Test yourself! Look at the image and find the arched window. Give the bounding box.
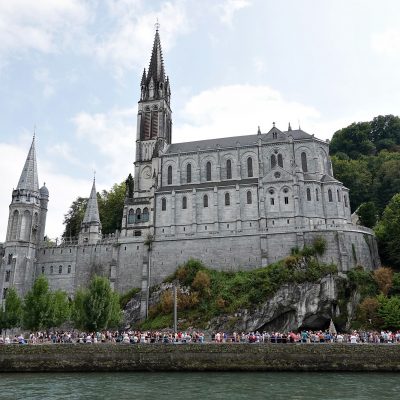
[344,195,348,208]
[68,265,71,274]
[182,196,187,209]
[128,209,135,224]
[186,163,192,183]
[206,161,212,181]
[337,189,341,202]
[301,152,308,172]
[136,208,141,222]
[247,157,253,177]
[278,154,283,168]
[10,210,19,240]
[225,193,230,206]
[50,266,54,274]
[247,191,252,204]
[306,188,311,201]
[226,159,232,179]
[143,207,149,222]
[41,266,45,274]
[161,198,166,211]
[203,195,208,208]
[59,265,62,274]
[167,165,172,185]
[271,154,276,169]
[328,189,333,202]
[316,189,319,201]
[20,210,32,241]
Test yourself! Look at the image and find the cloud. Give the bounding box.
[72,107,137,181]
[34,68,55,98]
[174,84,322,141]
[371,28,400,57]
[218,0,251,26]
[0,1,89,57]
[94,0,191,78]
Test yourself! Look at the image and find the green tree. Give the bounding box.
[73,276,122,331]
[370,115,400,151]
[23,275,53,331]
[375,194,400,269]
[97,181,126,234]
[356,202,377,228]
[377,294,400,330]
[3,287,23,331]
[48,290,70,328]
[62,197,88,239]
[71,289,86,330]
[331,156,373,211]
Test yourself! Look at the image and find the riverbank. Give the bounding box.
[1,343,400,372]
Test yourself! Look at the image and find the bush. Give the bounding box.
[192,270,211,294]
[312,236,327,256]
[373,267,393,295]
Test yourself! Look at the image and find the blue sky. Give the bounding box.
[1,0,400,240]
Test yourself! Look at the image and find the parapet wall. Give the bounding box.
[0,344,399,372]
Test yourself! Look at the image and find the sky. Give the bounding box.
[1,0,400,241]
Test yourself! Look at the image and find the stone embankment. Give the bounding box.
[1,344,400,372]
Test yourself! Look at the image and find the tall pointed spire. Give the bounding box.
[82,178,100,224]
[147,25,165,84]
[17,136,39,193]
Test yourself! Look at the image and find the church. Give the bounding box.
[0,29,380,316]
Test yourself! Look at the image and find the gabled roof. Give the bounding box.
[17,136,39,193]
[82,179,101,225]
[164,128,315,154]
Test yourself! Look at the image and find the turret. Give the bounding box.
[79,178,102,245]
[38,183,49,244]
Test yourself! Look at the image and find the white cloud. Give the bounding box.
[72,107,137,181]
[0,0,89,57]
[218,0,251,26]
[371,28,400,57]
[34,68,55,98]
[94,0,191,77]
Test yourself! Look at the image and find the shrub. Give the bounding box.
[373,267,393,295]
[312,236,327,256]
[358,297,381,328]
[192,270,211,293]
[160,290,174,314]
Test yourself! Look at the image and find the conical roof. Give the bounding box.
[147,29,165,84]
[82,179,101,224]
[17,136,39,193]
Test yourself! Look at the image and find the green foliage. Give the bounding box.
[347,266,378,298]
[391,273,400,295]
[312,236,327,256]
[356,202,377,228]
[2,288,23,330]
[73,276,122,331]
[377,294,400,330]
[48,290,70,328]
[119,287,141,309]
[375,194,400,269]
[146,257,339,328]
[63,181,126,238]
[23,275,52,330]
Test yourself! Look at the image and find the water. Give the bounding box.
[0,372,398,400]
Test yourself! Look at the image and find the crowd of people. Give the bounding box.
[1,329,400,345]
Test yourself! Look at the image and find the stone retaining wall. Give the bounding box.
[0,344,399,372]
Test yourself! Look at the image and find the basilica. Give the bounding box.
[0,29,380,316]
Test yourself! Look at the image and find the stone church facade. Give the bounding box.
[0,30,380,314]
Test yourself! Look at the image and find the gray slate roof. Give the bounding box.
[17,137,39,193]
[82,179,101,224]
[164,129,314,154]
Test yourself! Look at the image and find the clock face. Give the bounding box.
[142,167,151,179]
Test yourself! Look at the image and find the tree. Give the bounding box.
[23,275,53,331]
[2,287,23,331]
[73,276,122,331]
[97,181,126,234]
[375,194,400,269]
[48,290,70,328]
[377,294,400,330]
[373,267,393,295]
[370,115,400,151]
[71,289,86,330]
[358,297,381,329]
[62,197,88,239]
[356,202,377,228]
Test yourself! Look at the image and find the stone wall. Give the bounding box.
[0,344,399,372]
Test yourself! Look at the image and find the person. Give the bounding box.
[350,333,358,344]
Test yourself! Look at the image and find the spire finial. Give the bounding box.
[155,18,160,32]
[273,122,275,128]
[93,170,96,182]
[257,126,261,135]
[288,122,292,131]
[33,124,36,140]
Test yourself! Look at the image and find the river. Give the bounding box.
[0,372,398,399]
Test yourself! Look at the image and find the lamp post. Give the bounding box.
[173,285,177,333]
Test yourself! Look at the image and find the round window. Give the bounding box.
[274,172,281,179]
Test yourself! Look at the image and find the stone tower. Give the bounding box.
[0,136,48,301]
[121,27,172,238]
[79,178,102,245]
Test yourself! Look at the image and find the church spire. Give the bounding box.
[82,178,100,225]
[17,135,39,193]
[147,26,165,85]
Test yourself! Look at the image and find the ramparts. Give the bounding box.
[0,343,399,372]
